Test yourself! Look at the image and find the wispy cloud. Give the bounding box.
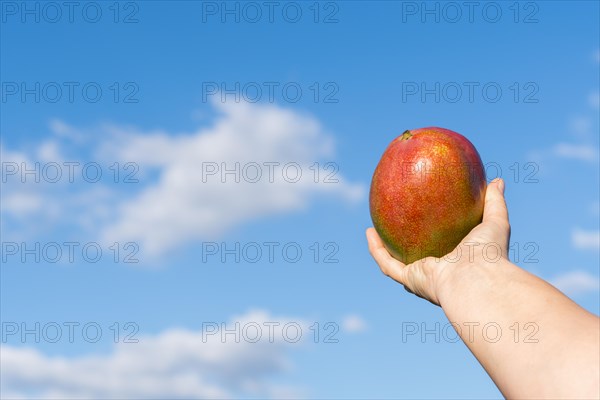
[1,100,365,260]
[342,315,368,333]
[0,310,309,399]
[553,143,598,162]
[572,228,600,250]
[550,271,600,296]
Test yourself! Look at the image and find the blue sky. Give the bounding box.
[1,1,599,398]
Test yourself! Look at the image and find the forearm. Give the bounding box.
[438,258,600,399]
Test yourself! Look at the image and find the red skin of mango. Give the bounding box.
[369,127,487,264]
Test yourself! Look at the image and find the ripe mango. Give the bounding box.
[369,127,486,264]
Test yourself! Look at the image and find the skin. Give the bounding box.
[367,178,600,399]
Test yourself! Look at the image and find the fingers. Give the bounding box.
[366,228,407,285]
[482,178,510,229]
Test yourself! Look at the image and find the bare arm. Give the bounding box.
[367,178,600,399]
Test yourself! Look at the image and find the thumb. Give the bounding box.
[482,178,510,229]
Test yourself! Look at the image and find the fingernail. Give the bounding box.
[497,178,505,194]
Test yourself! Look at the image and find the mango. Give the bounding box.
[369,127,487,264]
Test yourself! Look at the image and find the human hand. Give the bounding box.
[366,178,510,306]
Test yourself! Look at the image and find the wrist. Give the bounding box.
[435,254,512,310]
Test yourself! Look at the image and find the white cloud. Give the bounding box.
[572,228,600,250]
[97,101,363,258]
[0,310,310,399]
[1,100,364,259]
[550,271,600,296]
[341,315,367,333]
[553,143,598,162]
